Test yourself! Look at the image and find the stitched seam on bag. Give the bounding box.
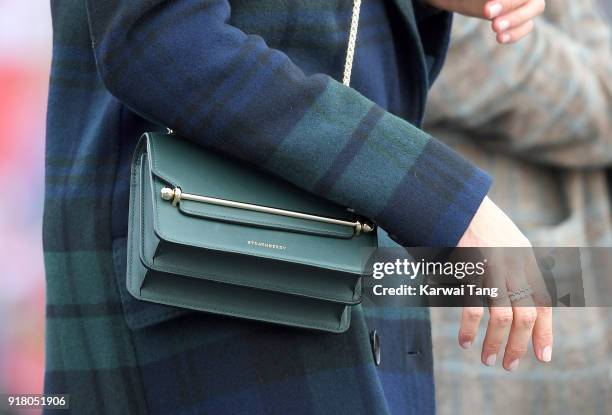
[148,134,367,275]
[127,146,144,300]
[129,139,350,331]
[180,205,352,238]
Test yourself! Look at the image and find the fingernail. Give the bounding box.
[498,20,510,31]
[542,346,552,362]
[500,33,511,43]
[485,354,497,366]
[460,341,472,350]
[488,3,503,18]
[507,359,520,371]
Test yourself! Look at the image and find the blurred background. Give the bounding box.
[0,2,51,414]
[0,1,610,415]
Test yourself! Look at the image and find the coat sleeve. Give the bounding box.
[425,3,612,168]
[85,0,491,247]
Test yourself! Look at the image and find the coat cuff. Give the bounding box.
[375,138,492,247]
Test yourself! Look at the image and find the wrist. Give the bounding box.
[458,197,531,248]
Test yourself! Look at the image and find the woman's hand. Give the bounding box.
[425,0,546,44]
[457,197,553,370]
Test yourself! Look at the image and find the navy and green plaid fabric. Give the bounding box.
[44,0,490,413]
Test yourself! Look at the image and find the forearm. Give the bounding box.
[86,0,491,246]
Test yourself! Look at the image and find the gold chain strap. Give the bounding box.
[342,0,362,87]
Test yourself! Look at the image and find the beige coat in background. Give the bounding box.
[425,0,612,413]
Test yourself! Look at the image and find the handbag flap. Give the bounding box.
[144,133,376,274]
[147,133,356,238]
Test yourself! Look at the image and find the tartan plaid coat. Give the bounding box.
[44,0,491,414]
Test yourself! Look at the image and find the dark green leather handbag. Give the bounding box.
[125,0,375,333]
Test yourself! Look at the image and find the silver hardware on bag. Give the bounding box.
[161,1,370,236]
[160,186,374,236]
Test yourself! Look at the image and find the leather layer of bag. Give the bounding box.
[126,132,377,333]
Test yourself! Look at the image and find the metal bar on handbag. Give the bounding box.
[161,1,370,236]
[160,187,374,236]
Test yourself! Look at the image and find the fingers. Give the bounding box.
[484,0,529,19]
[524,252,554,362]
[481,251,544,371]
[532,305,553,362]
[492,0,545,30]
[481,249,553,371]
[459,307,484,349]
[456,246,554,371]
[480,251,511,366]
[484,0,545,44]
[502,305,537,371]
[496,18,536,44]
[499,252,536,371]
[481,306,513,367]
